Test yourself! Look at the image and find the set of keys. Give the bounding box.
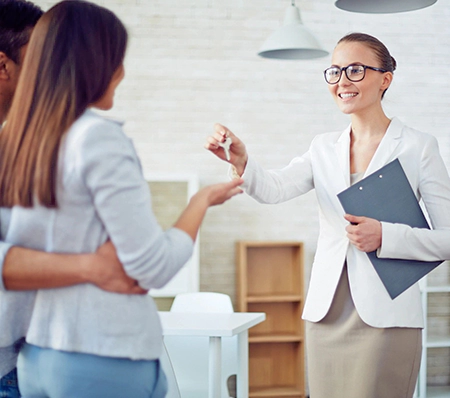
[218,136,232,161]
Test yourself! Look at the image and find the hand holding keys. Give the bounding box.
[218,136,232,161]
[206,124,248,176]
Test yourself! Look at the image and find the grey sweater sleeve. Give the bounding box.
[0,241,13,291]
[72,119,194,290]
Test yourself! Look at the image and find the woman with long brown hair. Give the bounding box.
[0,1,242,397]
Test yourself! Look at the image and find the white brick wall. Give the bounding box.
[33,0,450,387]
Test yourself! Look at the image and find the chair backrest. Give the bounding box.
[164,292,237,398]
[170,292,234,313]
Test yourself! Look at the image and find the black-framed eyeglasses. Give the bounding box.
[323,64,388,85]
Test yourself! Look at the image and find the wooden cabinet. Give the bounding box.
[236,241,305,398]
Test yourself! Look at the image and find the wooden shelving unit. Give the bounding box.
[236,241,305,398]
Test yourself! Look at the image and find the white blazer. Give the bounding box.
[241,117,450,328]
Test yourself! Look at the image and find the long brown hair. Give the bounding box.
[0,0,128,208]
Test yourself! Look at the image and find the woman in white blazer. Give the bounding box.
[206,33,450,398]
[0,2,243,397]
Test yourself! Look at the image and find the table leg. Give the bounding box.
[209,336,222,398]
[237,330,249,398]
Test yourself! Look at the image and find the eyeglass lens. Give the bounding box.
[325,65,365,84]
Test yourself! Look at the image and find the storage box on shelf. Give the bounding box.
[236,241,305,398]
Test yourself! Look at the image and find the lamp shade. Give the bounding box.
[335,0,437,13]
[258,4,328,60]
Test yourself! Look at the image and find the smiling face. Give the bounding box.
[328,41,393,117]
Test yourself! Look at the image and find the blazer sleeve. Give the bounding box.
[241,150,314,204]
[74,120,194,290]
[378,135,450,261]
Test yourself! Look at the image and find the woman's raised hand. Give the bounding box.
[173,179,244,241]
[199,178,244,207]
[205,123,248,176]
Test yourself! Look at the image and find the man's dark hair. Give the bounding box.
[0,0,43,63]
[0,0,128,208]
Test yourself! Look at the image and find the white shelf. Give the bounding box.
[418,263,450,398]
[427,386,450,398]
[426,336,450,348]
[425,286,450,293]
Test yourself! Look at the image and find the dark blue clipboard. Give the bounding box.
[337,158,442,299]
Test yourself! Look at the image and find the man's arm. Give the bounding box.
[2,241,146,294]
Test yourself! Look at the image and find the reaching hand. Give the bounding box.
[173,178,244,241]
[204,123,248,176]
[199,178,244,207]
[344,214,382,252]
[92,241,148,295]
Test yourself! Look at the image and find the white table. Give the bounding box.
[159,311,265,398]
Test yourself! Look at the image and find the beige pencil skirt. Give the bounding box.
[305,266,422,398]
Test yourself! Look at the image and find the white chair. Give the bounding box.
[164,292,238,398]
[170,292,234,313]
[160,342,182,398]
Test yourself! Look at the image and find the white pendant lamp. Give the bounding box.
[258,1,328,60]
[335,0,437,13]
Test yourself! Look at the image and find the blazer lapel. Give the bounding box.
[363,117,403,177]
[334,124,352,187]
